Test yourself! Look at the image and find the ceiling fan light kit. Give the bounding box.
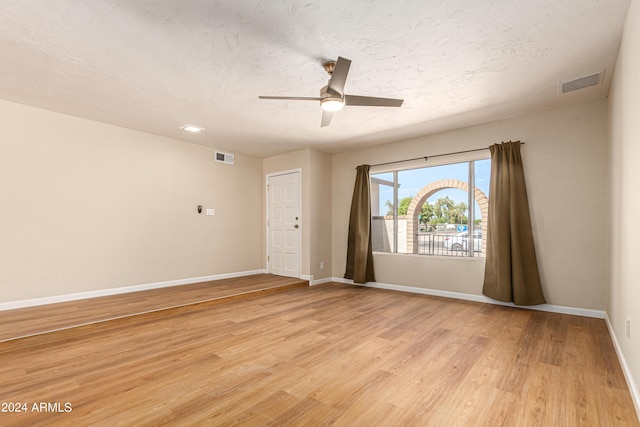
[259,56,403,127]
[320,97,344,111]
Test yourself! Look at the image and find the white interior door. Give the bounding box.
[267,171,301,278]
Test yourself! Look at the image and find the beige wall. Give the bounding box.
[608,0,640,406]
[262,148,332,281]
[332,99,608,310]
[0,100,263,303]
[308,149,333,280]
[0,96,612,312]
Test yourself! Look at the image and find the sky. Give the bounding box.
[372,158,491,218]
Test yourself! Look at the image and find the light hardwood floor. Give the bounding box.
[0,274,306,342]
[0,282,638,426]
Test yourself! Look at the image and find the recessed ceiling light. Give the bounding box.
[180,124,204,133]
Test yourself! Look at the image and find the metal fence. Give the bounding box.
[415,233,482,257]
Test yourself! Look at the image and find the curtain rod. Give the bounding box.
[369,142,524,168]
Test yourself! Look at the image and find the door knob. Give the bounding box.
[294,224,299,228]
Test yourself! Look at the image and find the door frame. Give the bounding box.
[265,168,302,278]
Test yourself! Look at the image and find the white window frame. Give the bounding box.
[370,151,490,258]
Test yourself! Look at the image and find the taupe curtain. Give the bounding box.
[482,142,546,305]
[345,164,375,284]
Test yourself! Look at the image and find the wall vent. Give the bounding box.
[215,151,235,165]
[560,72,602,94]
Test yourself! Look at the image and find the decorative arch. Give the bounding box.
[406,179,489,254]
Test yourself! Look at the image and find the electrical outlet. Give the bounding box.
[206,209,215,216]
[320,261,324,269]
[626,319,631,338]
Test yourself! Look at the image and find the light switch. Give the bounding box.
[206,209,215,216]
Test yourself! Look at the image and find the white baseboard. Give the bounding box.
[605,314,640,420]
[0,269,267,312]
[300,274,314,282]
[301,274,335,286]
[311,277,333,286]
[331,277,605,319]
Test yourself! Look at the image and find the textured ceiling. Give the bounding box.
[0,0,631,157]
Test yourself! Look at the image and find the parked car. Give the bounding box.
[444,230,482,252]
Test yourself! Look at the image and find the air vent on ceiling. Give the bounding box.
[215,151,235,165]
[560,72,602,94]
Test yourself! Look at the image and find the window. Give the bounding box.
[370,155,491,257]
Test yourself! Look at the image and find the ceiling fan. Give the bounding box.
[259,56,404,127]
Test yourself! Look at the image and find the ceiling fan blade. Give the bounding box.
[321,110,334,127]
[327,57,351,96]
[259,96,322,101]
[344,95,404,107]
